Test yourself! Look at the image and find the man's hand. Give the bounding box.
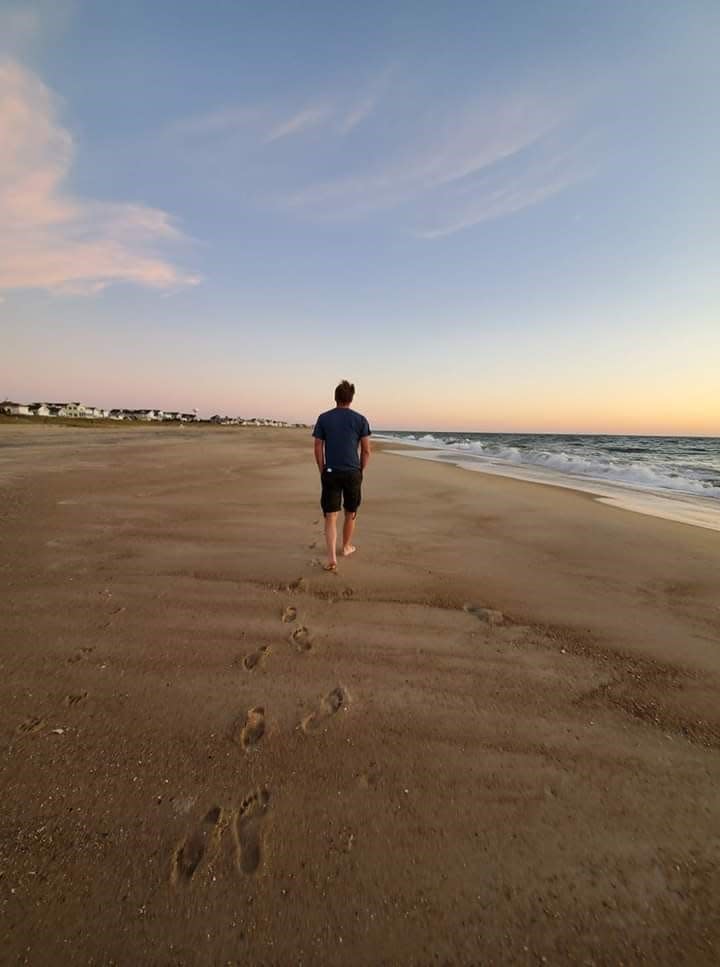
[360,435,371,472]
[314,437,325,473]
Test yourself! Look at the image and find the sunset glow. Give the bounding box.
[1,3,718,436]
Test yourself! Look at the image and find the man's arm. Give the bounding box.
[314,437,325,473]
[360,435,371,472]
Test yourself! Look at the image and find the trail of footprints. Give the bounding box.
[15,691,88,737]
[173,591,346,890]
[239,601,311,670]
[171,592,516,891]
[18,596,124,735]
[282,602,313,652]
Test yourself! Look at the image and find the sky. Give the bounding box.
[1,0,719,433]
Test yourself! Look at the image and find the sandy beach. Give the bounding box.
[1,423,719,966]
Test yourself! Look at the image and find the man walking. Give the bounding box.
[313,380,371,571]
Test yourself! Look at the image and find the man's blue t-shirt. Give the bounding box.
[312,407,371,471]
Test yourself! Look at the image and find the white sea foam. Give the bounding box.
[459,443,720,497]
[375,431,720,532]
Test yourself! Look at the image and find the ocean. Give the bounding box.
[375,432,720,532]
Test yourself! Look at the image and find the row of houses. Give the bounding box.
[208,415,299,427]
[1,401,198,421]
[1,402,303,427]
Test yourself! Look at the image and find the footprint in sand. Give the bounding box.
[232,706,266,751]
[242,646,269,671]
[302,686,347,734]
[463,603,506,626]
[233,788,270,875]
[16,715,45,735]
[170,806,223,887]
[290,626,312,652]
[64,692,87,707]
[281,605,297,624]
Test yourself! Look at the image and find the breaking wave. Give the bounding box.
[376,432,720,500]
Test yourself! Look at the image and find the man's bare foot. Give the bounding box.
[341,545,356,557]
[323,562,337,572]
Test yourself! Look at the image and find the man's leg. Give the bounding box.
[324,512,339,569]
[342,511,356,557]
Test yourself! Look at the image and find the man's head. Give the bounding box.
[334,380,355,406]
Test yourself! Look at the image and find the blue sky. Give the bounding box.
[1,0,719,432]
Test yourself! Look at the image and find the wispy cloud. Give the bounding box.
[336,96,375,134]
[265,105,331,143]
[168,70,389,145]
[418,143,596,238]
[336,68,392,135]
[336,88,383,135]
[285,93,574,217]
[0,60,199,295]
[162,74,591,238]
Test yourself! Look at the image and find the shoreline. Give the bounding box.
[380,441,720,533]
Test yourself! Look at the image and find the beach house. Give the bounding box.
[1,401,31,416]
[59,402,87,418]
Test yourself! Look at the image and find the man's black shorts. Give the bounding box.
[321,468,362,515]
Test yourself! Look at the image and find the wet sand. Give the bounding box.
[1,424,719,965]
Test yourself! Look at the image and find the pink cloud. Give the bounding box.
[0,60,200,295]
